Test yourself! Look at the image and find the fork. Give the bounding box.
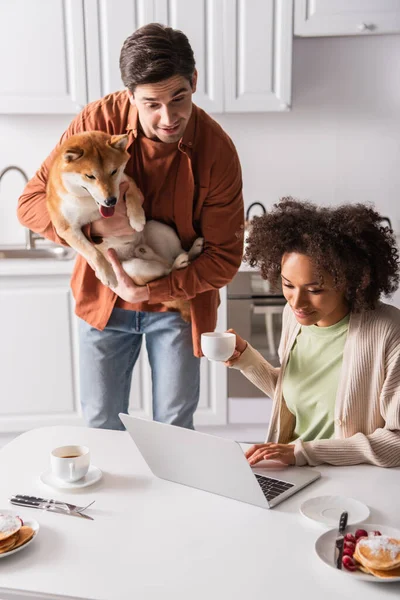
[12,494,95,514]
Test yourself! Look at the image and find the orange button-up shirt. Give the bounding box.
[17,91,244,356]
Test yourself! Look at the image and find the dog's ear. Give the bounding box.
[64,147,84,162]
[109,134,129,151]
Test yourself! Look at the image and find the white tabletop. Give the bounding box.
[0,426,399,600]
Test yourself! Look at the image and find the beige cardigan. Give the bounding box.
[232,302,400,467]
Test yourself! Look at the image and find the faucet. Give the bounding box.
[0,165,41,249]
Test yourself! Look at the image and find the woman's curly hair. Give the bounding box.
[245,198,400,312]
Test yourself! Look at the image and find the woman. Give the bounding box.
[228,198,400,468]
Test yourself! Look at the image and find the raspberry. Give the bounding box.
[344,541,356,553]
[355,529,368,539]
[344,533,356,544]
[342,555,357,571]
[343,547,355,557]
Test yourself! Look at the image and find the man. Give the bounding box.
[18,23,244,431]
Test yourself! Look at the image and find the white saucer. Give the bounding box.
[40,465,103,490]
[315,523,400,582]
[300,495,370,526]
[0,510,39,559]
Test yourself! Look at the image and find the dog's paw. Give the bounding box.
[129,212,146,233]
[172,253,190,270]
[94,262,117,288]
[189,237,204,259]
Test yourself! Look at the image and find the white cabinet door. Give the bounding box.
[0,0,87,114]
[160,0,224,113]
[84,0,224,113]
[223,0,293,112]
[295,0,400,37]
[128,287,228,425]
[0,274,83,432]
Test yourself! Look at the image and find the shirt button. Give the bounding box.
[188,142,192,146]
[335,418,342,426]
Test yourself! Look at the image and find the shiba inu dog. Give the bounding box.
[46,131,203,321]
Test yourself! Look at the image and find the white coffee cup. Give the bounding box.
[201,332,236,361]
[50,445,90,483]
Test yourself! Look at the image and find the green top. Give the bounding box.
[282,314,350,442]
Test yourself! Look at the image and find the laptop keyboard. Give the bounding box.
[254,474,294,502]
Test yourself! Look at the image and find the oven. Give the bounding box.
[227,271,286,399]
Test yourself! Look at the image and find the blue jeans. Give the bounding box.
[78,308,200,430]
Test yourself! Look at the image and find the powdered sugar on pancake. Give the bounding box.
[0,514,21,540]
[358,535,400,560]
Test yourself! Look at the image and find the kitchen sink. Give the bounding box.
[0,246,76,260]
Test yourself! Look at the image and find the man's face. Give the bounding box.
[128,72,197,144]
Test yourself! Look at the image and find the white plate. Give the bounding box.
[0,510,39,559]
[300,495,370,526]
[40,464,103,490]
[315,523,400,582]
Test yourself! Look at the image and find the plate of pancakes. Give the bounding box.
[315,523,400,582]
[0,510,39,558]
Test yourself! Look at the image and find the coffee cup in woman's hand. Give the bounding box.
[201,332,236,361]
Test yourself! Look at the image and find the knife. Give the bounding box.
[12,494,92,513]
[334,510,348,569]
[9,497,94,520]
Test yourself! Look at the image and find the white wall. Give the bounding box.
[216,36,400,225]
[1,35,400,301]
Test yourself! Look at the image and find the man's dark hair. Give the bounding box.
[120,23,196,92]
[245,197,400,312]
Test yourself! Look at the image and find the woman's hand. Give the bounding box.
[245,443,295,466]
[107,249,149,303]
[91,182,144,238]
[225,328,248,366]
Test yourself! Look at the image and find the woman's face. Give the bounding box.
[281,253,349,327]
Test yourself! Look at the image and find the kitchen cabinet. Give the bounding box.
[85,0,292,113]
[0,270,82,432]
[85,0,292,112]
[0,0,293,114]
[295,0,400,37]
[0,264,228,432]
[84,0,225,113]
[223,0,293,112]
[0,0,87,114]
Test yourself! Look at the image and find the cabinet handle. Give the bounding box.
[357,23,374,32]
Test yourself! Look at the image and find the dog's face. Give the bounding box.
[60,132,130,218]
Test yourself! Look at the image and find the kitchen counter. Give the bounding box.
[238,261,258,272]
[0,254,254,276]
[0,257,75,277]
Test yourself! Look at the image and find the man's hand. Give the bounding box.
[245,443,296,466]
[107,249,150,303]
[91,181,144,238]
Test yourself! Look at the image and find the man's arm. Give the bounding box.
[147,147,244,303]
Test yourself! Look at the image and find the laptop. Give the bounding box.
[119,414,321,509]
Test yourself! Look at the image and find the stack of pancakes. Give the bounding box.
[354,535,400,578]
[0,513,35,555]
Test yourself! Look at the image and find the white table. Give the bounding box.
[0,426,399,600]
